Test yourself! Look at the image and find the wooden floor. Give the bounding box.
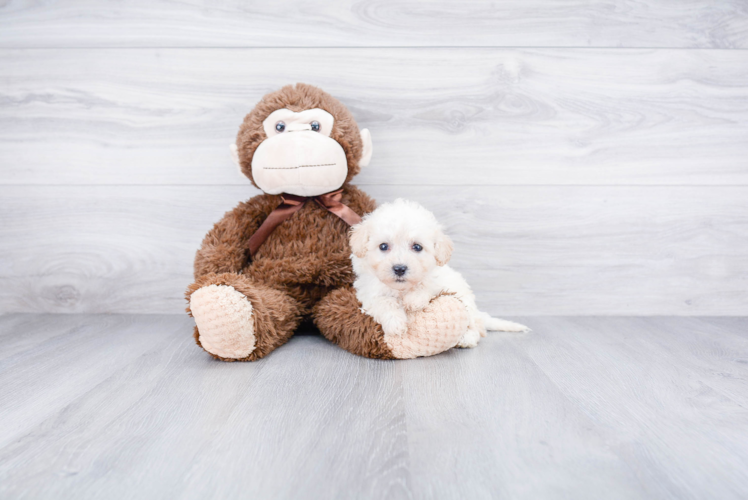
[0,315,747,499]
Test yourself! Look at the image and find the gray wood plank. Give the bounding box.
[694,317,748,339]
[2,185,746,315]
[2,48,748,187]
[400,340,646,499]
[178,335,409,500]
[0,314,410,500]
[625,317,748,407]
[1,1,747,49]
[2,315,747,499]
[0,313,93,362]
[521,316,748,500]
[0,314,185,449]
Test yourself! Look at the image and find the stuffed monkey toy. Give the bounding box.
[186,84,469,361]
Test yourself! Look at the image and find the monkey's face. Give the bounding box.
[236,84,373,195]
[251,108,363,197]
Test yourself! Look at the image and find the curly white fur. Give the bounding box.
[350,199,528,348]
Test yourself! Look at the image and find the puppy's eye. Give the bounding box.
[310,121,320,132]
[275,121,286,133]
[379,243,389,251]
[412,243,423,252]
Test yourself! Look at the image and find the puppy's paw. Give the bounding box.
[402,292,431,312]
[456,328,481,349]
[381,317,408,337]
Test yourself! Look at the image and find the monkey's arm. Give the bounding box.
[314,288,469,360]
[194,194,277,279]
[313,184,377,286]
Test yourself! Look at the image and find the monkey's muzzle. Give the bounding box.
[251,131,348,197]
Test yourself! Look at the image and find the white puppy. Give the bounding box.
[350,199,528,348]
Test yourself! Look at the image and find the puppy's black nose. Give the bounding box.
[393,264,408,277]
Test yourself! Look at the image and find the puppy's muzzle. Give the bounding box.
[392,265,408,277]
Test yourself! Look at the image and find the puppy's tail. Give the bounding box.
[480,312,531,333]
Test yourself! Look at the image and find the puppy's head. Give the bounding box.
[349,199,453,291]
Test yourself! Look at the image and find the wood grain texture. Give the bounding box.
[523,316,748,499]
[1,185,746,315]
[1,314,747,499]
[2,48,748,187]
[0,314,185,449]
[618,317,748,407]
[0,314,409,499]
[400,339,646,499]
[1,1,747,49]
[2,4,747,316]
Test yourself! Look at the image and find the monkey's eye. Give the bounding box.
[275,121,286,133]
[310,121,320,132]
[412,243,423,252]
[379,243,389,251]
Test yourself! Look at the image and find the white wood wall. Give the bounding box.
[1,1,747,315]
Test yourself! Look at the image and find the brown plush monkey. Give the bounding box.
[186,84,469,361]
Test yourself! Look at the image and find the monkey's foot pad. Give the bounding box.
[385,295,469,359]
[190,284,255,359]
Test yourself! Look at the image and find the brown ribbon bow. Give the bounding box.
[247,188,362,258]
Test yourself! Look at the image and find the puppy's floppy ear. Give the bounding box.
[349,221,370,258]
[434,231,454,266]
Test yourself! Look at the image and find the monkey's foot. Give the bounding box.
[189,284,255,359]
[385,295,469,359]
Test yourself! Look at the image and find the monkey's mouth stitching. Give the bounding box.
[264,163,336,170]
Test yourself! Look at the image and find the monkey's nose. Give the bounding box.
[393,265,408,277]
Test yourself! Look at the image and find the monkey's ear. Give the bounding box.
[349,222,370,258]
[434,232,454,266]
[229,143,244,177]
[359,129,373,168]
